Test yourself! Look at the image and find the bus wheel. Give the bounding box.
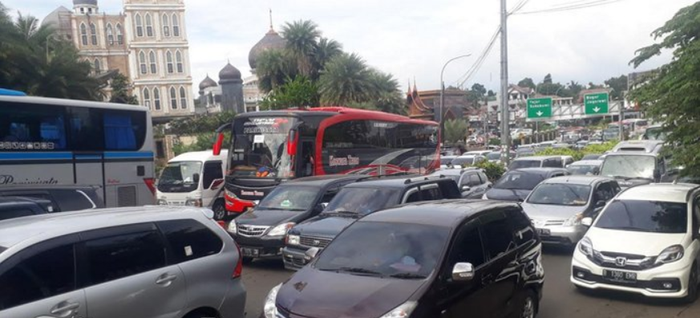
[212,199,226,220]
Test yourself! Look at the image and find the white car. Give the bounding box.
[571,183,700,302]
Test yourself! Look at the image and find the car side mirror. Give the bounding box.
[192,173,200,184]
[304,247,320,261]
[452,262,474,282]
[581,217,593,227]
[461,185,471,192]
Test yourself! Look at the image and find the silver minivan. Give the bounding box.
[0,206,246,318]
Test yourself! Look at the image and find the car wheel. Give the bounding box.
[521,290,537,318]
[682,262,698,304]
[212,199,226,221]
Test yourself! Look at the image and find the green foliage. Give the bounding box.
[318,53,374,105]
[628,2,700,177]
[167,111,237,136]
[256,49,297,93]
[489,138,501,146]
[443,119,468,144]
[172,132,231,156]
[475,161,506,182]
[517,77,536,89]
[0,8,102,100]
[261,75,319,110]
[109,73,139,104]
[535,147,583,161]
[604,75,628,100]
[581,141,617,155]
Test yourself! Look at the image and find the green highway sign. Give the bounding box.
[527,97,552,119]
[584,92,609,115]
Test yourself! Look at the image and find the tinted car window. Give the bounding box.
[83,231,166,286]
[478,172,489,183]
[542,158,562,168]
[494,171,544,190]
[468,174,482,186]
[505,208,535,247]
[0,208,37,221]
[315,221,450,278]
[420,185,443,201]
[593,182,615,202]
[157,219,223,263]
[405,189,421,203]
[480,212,515,259]
[0,243,75,310]
[509,160,541,170]
[54,190,95,211]
[595,200,687,234]
[324,187,401,215]
[448,222,485,268]
[202,161,223,189]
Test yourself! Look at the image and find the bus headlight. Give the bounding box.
[157,199,168,205]
[186,199,202,207]
[225,189,237,199]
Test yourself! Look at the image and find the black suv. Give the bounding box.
[227,175,368,262]
[266,200,544,318]
[282,175,461,270]
[0,197,54,221]
[0,186,104,212]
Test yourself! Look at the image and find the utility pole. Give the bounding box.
[500,0,511,165]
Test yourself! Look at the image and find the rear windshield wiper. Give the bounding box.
[389,272,427,279]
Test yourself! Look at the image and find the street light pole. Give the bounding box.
[500,0,510,165]
[440,54,472,144]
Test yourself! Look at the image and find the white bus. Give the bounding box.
[0,92,155,207]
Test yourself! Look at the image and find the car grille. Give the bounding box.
[589,251,655,270]
[300,236,332,248]
[284,254,307,267]
[530,219,566,227]
[237,225,269,237]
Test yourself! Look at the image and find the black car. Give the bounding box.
[264,200,544,318]
[483,168,569,201]
[0,185,104,211]
[430,168,492,199]
[0,196,54,221]
[282,176,462,270]
[228,175,368,262]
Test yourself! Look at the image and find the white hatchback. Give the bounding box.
[571,183,700,302]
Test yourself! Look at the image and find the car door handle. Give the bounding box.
[49,302,80,315]
[155,274,178,285]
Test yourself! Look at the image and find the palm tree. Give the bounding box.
[318,53,374,105]
[313,37,342,79]
[368,70,405,114]
[255,49,296,93]
[281,20,320,77]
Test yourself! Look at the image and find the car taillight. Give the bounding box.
[233,241,243,279]
[143,178,156,196]
[216,220,226,228]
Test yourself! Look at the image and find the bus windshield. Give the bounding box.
[229,117,297,178]
[600,155,656,180]
[158,161,202,193]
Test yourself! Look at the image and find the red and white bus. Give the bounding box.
[212,107,440,215]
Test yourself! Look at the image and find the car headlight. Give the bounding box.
[379,301,417,318]
[579,237,593,256]
[228,221,237,235]
[185,199,202,207]
[157,199,168,205]
[225,188,237,199]
[263,284,282,318]
[267,222,295,237]
[563,213,583,227]
[287,234,300,245]
[655,245,684,265]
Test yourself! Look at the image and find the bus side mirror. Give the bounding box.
[192,173,200,184]
[653,169,661,181]
[287,129,298,156]
[213,132,225,156]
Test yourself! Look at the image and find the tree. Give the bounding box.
[629,2,700,177]
[281,20,321,77]
[443,119,468,144]
[255,49,296,93]
[261,75,319,110]
[318,53,374,105]
[471,83,486,96]
[543,74,553,84]
[487,90,496,97]
[313,37,342,78]
[168,111,237,136]
[109,73,138,104]
[567,81,584,99]
[517,77,536,89]
[604,75,628,100]
[367,70,405,114]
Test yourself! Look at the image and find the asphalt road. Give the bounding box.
[242,246,700,318]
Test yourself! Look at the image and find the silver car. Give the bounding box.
[521,176,620,247]
[0,206,246,318]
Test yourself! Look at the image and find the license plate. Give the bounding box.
[604,270,637,282]
[537,228,551,236]
[241,247,260,257]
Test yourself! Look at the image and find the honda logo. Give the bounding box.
[615,257,627,267]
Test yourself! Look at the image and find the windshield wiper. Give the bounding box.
[600,226,650,232]
[389,272,427,279]
[323,210,361,217]
[610,175,632,181]
[338,267,383,276]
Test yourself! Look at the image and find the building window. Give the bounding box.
[179,87,187,109]
[106,24,114,45]
[116,23,123,44]
[162,14,170,37]
[90,23,97,45]
[166,51,174,74]
[143,88,151,109]
[149,51,157,74]
[175,50,183,73]
[135,14,143,37]
[93,59,101,74]
[153,87,161,110]
[80,23,88,46]
[169,87,177,109]
[145,13,153,37]
[138,51,147,75]
[172,13,180,37]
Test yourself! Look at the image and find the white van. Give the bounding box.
[156,150,228,219]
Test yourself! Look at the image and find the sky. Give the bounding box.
[3,0,696,93]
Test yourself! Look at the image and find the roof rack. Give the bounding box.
[404,175,445,184]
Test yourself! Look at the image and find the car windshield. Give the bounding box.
[582,154,601,160]
[494,171,545,190]
[509,160,540,170]
[452,157,475,166]
[315,221,449,278]
[600,155,655,180]
[256,186,319,211]
[440,157,453,165]
[157,161,202,192]
[229,117,296,179]
[595,200,687,233]
[643,127,666,141]
[527,184,591,206]
[567,165,599,176]
[487,152,501,160]
[323,187,401,215]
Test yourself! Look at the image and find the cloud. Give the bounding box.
[4,0,696,94]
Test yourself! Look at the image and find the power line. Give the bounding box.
[514,0,625,15]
